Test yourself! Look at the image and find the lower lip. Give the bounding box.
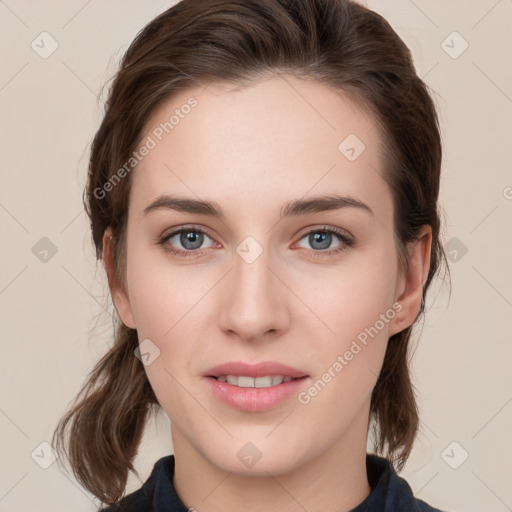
[204,376,309,412]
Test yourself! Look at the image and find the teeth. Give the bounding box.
[215,375,294,388]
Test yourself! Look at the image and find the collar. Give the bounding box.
[112,452,443,511]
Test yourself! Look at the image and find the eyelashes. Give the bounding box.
[158,224,355,259]
[158,227,217,258]
[295,227,354,259]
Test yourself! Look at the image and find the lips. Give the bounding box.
[205,361,309,379]
[204,362,310,412]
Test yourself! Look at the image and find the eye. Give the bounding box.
[295,226,354,257]
[158,225,354,259]
[158,226,217,258]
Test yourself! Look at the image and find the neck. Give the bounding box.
[171,409,372,512]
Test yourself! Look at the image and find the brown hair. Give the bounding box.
[52,0,449,505]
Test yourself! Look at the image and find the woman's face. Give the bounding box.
[109,74,424,475]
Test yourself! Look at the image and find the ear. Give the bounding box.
[102,228,137,329]
[389,225,432,337]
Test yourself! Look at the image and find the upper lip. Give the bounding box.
[205,361,309,379]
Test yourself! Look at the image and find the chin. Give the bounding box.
[203,437,307,477]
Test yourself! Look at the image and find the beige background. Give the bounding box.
[0,1,511,511]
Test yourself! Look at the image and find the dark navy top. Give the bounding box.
[99,453,449,511]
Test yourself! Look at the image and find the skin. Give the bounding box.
[102,74,431,512]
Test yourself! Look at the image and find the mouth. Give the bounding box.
[204,374,310,412]
[208,375,307,388]
[203,361,310,412]
[205,360,309,384]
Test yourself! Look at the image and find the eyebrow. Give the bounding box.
[143,193,374,219]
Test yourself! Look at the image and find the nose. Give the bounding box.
[218,242,289,343]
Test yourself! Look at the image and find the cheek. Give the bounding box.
[124,246,210,399]
[125,244,211,339]
[291,247,398,391]
[296,248,398,337]
[293,290,394,432]
[126,231,399,352]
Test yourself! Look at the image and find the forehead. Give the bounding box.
[131,74,391,221]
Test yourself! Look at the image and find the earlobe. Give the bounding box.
[389,225,432,337]
[101,229,137,329]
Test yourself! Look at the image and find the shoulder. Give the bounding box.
[410,495,451,512]
[97,455,174,512]
[414,499,451,512]
[359,453,451,512]
[98,490,150,512]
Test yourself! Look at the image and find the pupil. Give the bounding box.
[181,231,203,249]
[311,232,331,250]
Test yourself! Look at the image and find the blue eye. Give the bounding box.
[159,227,216,258]
[158,225,354,259]
[295,227,354,258]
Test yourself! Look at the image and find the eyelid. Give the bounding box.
[159,223,354,256]
[295,224,353,240]
[160,224,219,248]
[161,223,216,239]
[292,225,354,255]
